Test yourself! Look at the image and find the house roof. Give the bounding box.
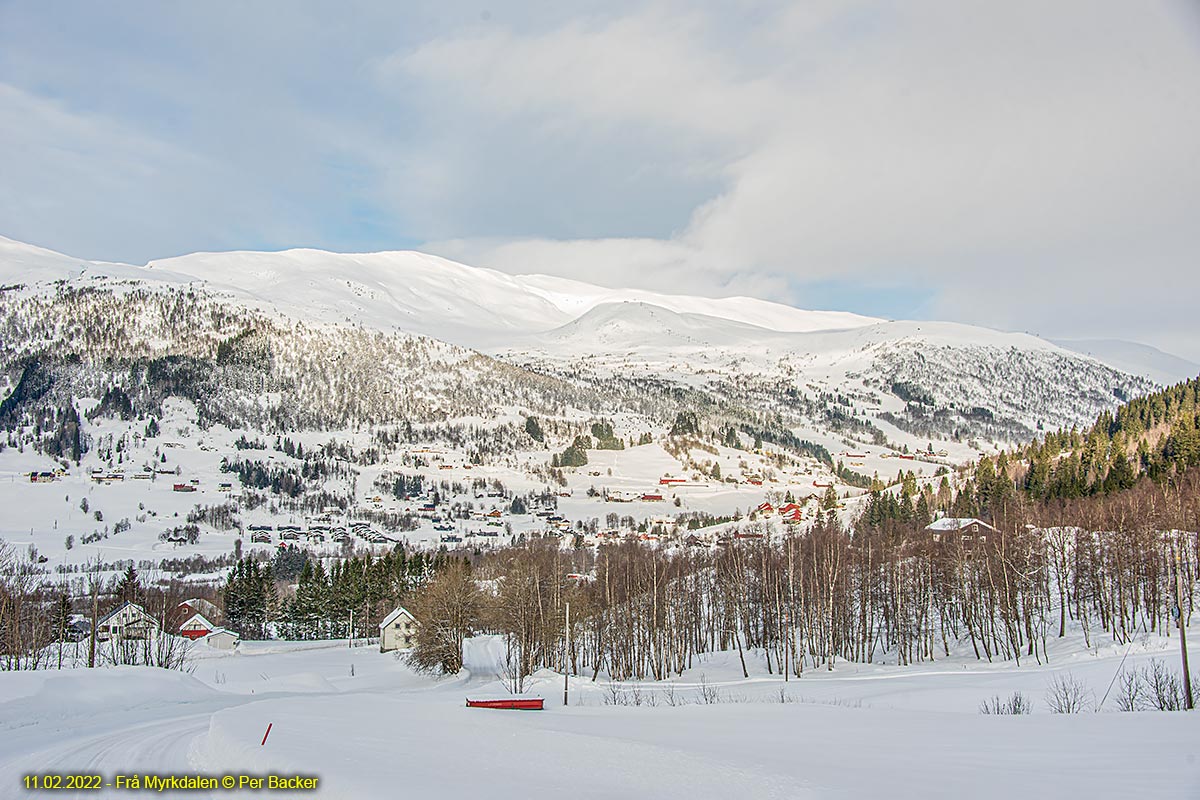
[179,598,220,618]
[98,601,154,626]
[379,606,416,630]
[925,517,998,532]
[180,612,215,630]
[204,627,239,640]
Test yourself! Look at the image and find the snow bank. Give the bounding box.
[0,666,217,724]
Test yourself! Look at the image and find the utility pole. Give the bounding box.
[349,609,354,649]
[88,572,98,669]
[1173,540,1193,710]
[563,601,570,707]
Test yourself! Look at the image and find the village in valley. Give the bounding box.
[1,388,967,586]
[3,2,1200,796]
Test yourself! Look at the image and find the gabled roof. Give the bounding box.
[180,612,215,630]
[204,627,239,640]
[99,601,155,626]
[379,606,416,630]
[925,517,998,533]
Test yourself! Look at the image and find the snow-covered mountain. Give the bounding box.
[0,237,878,347]
[0,235,1160,457]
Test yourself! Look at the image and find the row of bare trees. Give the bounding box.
[407,475,1199,687]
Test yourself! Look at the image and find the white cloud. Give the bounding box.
[2,1,1198,359]
[401,1,1200,358]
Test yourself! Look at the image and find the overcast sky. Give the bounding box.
[2,2,1199,359]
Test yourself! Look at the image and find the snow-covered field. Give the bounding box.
[3,632,1199,799]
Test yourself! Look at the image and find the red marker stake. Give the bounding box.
[261,723,273,746]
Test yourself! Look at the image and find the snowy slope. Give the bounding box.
[1052,338,1200,385]
[516,272,880,332]
[0,236,880,346]
[536,301,781,350]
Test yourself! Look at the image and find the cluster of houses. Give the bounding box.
[57,596,428,655]
[81,466,190,485]
[754,501,805,524]
[246,517,396,547]
[61,598,240,650]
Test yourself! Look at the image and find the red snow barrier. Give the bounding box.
[466,698,545,710]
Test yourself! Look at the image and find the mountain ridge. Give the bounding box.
[2,233,1190,387]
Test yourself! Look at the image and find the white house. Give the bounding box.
[378,607,417,653]
[96,601,160,642]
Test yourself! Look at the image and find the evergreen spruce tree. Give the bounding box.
[524,416,545,443]
[116,564,140,604]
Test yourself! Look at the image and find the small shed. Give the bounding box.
[378,607,418,653]
[203,628,240,650]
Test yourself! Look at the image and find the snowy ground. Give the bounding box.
[3,631,1199,799]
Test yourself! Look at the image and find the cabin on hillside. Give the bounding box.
[924,517,998,541]
[378,607,418,653]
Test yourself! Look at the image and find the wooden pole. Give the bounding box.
[88,574,98,669]
[563,601,570,707]
[1173,541,1193,710]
